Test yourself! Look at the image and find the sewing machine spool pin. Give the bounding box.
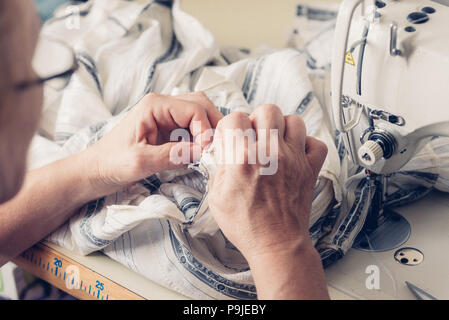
[352,170,411,252]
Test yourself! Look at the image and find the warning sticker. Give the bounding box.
[345,52,355,66]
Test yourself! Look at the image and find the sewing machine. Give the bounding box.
[327,0,449,299]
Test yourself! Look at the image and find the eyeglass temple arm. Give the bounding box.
[15,60,79,91]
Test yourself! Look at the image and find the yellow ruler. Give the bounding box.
[12,242,144,300]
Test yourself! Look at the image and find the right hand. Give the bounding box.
[83,92,222,198]
[208,104,328,262]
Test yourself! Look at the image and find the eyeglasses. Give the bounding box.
[15,37,78,91]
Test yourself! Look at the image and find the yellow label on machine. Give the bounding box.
[13,243,144,300]
[345,52,355,66]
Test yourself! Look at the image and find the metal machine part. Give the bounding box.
[394,247,424,266]
[406,281,438,300]
[352,208,410,251]
[352,172,411,252]
[389,22,401,56]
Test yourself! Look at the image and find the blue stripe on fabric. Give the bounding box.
[168,222,257,299]
[77,52,103,96]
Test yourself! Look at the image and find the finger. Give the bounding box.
[136,111,158,145]
[175,91,223,128]
[177,92,223,147]
[249,105,284,165]
[305,136,328,176]
[214,112,254,166]
[249,104,285,140]
[215,111,253,138]
[284,115,307,152]
[142,141,202,173]
[165,97,215,148]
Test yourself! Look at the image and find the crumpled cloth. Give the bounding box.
[28,0,449,299]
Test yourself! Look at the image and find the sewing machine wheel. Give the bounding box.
[352,208,411,252]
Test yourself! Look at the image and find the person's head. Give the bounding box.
[0,0,43,203]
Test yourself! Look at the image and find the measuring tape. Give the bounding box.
[12,242,144,300]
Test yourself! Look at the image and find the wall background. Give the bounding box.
[34,0,340,48]
[181,0,340,49]
[35,0,69,21]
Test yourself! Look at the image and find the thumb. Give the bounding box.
[143,141,202,173]
[305,137,328,176]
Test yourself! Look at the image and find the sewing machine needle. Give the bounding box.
[405,281,438,300]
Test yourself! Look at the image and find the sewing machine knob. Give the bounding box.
[358,140,384,166]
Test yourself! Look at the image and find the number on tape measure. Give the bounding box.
[95,280,104,291]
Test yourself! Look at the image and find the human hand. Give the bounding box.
[83,92,222,198]
[208,104,328,263]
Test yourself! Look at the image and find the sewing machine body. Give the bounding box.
[329,0,449,299]
[332,0,449,174]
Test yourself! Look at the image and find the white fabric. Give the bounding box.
[28,0,337,299]
[27,0,449,299]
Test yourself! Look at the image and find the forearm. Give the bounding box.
[0,149,101,266]
[247,240,330,300]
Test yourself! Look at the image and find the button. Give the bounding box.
[422,6,436,14]
[407,12,429,24]
[404,26,416,32]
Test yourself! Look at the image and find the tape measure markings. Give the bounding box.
[13,243,144,300]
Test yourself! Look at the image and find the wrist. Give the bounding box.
[245,236,316,268]
[246,240,328,300]
[240,221,314,265]
[70,148,112,202]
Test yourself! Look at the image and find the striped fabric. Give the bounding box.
[28,0,449,299]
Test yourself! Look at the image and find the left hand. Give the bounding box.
[208,104,328,261]
[82,91,222,197]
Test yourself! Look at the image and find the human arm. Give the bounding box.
[0,150,107,266]
[0,92,222,266]
[208,104,329,299]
